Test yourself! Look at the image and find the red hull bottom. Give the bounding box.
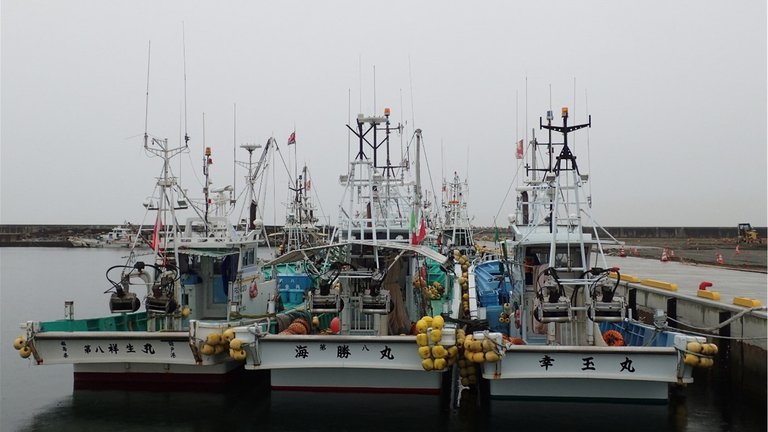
[271,385,440,395]
[73,367,267,392]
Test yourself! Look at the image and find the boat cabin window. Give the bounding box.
[526,246,585,270]
[444,229,471,247]
[242,247,256,267]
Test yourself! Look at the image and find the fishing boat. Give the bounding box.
[269,161,330,313]
[231,109,460,394]
[439,171,476,257]
[274,164,327,257]
[96,224,141,248]
[13,137,280,389]
[464,107,714,402]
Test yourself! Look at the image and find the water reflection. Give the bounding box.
[14,386,737,432]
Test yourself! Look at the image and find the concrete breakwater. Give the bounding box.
[2,225,766,271]
[0,223,290,247]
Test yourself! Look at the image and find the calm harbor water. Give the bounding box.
[1,248,765,432]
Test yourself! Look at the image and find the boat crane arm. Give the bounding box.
[249,137,273,182]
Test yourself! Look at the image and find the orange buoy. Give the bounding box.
[603,330,625,346]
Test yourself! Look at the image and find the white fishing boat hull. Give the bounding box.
[239,334,444,394]
[482,345,688,401]
[23,320,253,389]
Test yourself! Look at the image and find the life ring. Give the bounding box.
[603,330,625,346]
[248,281,258,299]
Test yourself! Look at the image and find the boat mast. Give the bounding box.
[414,128,423,214]
[539,106,591,269]
[237,139,270,235]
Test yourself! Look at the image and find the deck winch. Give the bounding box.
[146,271,179,314]
[106,262,150,313]
[588,270,625,322]
[307,291,342,313]
[109,292,141,313]
[534,296,573,323]
[360,290,392,314]
[534,276,573,323]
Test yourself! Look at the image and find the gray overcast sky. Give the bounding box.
[1,0,766,228]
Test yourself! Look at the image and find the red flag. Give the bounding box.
[417,219,426,244]
[151,214,161,251]
[516,139,524,159]
[287,131,296,145]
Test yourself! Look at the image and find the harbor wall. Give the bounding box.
[620,282,767,388]
[3,224,766,244]
[475,226,767,239]
[0,224,291,246]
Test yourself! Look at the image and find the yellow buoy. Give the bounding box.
[418,346,432,359]
[683,353,699,366]
[421,316,434,327]
[686,341,702,353]
[416,333,429,347]
[447,346,459,359]
[432,345,447,359]
[234,349,247,361]
[416,319,428,334]
[481,339,495,352]
[432,315,445,329]
[472,352,486,363]
[229,338,243,350]
[19,345,32,358]
[422,358,434,371]
[222,328,235,342]
[485,351,500,362]
[13,336,26,350]
[206,333,221,346]
[214,344,226,355]
[434,358,447,370]
[200,344,215,356]
[708,343,719,355]
[181,307,191,317]
[430,329,443,343]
